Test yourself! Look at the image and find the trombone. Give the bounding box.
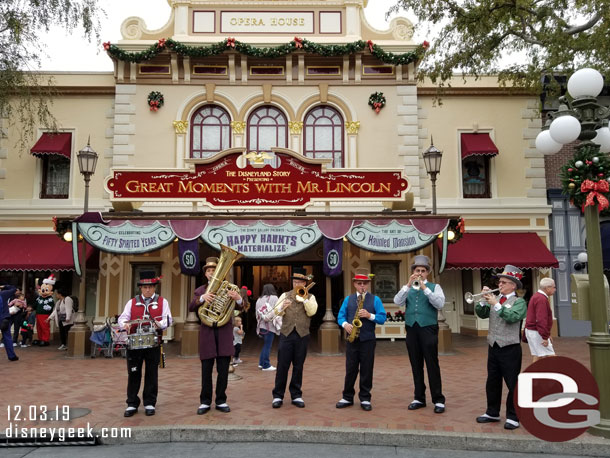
[263,282,316,321]
[464,288,500,304]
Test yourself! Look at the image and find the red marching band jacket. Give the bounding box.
[128,295,164,334]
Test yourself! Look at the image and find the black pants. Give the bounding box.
[59,322,72,346]
[126,346,160,408]
[486,342,522,422]
[200,356,231,405]
[272,330,310,400]
[234,343,241,359]
[406,323,445,405]
[343,338,376,403]
[11,311,23,342]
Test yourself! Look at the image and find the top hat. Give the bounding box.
[203,257,219,272]
[291,267,313,282]
[410,255,431,272]
[496,264,523,289]
[43,274,56,285]
[353,268,372,282]
[137,271,161,286]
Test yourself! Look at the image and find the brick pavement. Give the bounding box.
[0,334,603,446]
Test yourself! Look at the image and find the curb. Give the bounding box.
[97,425,609,456]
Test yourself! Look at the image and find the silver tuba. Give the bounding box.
[198,244,244,327]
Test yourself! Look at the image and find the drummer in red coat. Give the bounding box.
[188,256,243,415]
[118,271,172,418]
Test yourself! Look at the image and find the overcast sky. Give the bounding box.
[38,0,415,71]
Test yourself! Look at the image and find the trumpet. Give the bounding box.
[264,281,316,321]
[412,276,423,290]
[464,288,500,304]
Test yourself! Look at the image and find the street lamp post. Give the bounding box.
[536,68,610,438]
[422,139,443,215]
[67,139,98,358]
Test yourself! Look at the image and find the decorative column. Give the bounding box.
[231,121,246,148]
[345,121,360,167]
[173,120,188,169]
[289,121,303,152]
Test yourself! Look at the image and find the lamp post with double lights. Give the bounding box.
[535,68,610,438]
[67,139,98,358]
[422,139,443,215]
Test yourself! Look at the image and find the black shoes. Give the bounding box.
[9,356,19,362]
[434,405,445,414]
[215,404,231,413]
[360,403,372,411]
[197,405,210,415]
[124,408,137,417]
[336,400,353,409]
[272,399,283,408]
[504,421,520,430]
[291,399,305,408]
[476,415,501,423]
[144,407,155,416]
[408,402,426,410]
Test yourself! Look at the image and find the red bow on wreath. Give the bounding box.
[103,41,111,51]
[226,37,236,48]
[157,38,166,49]
[456,218,465,233]
[581,179,610,212]
[367,40,374,53]
[294,37,303,49]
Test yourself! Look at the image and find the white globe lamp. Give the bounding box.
[549,115,581,144]
[593,127,610,153]
[567,68,604,98]
[535,130,563,155]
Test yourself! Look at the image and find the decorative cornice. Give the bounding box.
[417,87,535,97]
[345,121,360,134]
[289,121,304,135]
[173,120,188,134]
[231,121,246,134]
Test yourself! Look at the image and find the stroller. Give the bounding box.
[90,317,128,358]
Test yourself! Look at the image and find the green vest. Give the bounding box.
[405,283,438,327]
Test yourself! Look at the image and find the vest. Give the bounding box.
[280,290,312,337]
[487,295,522,348]
[129,294,164,334]
[345,293,377,342]
[405,282,438,327]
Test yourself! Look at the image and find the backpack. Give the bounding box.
[70,295,79,313]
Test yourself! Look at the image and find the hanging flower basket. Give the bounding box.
[368,92,386,114]
[147,91,164,112]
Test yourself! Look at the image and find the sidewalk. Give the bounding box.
[1,334,608,455]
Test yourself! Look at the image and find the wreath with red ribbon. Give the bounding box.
[368,92,386,114]
[147,91,164,112]
[560,144,610,213]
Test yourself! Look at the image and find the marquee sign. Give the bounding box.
[202,221,321,259]
[104,148,409,209]
[347,220,440,253]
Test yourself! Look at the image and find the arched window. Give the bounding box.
[190,105,231,159]
[303,106,344,168]
[247,106,287,165]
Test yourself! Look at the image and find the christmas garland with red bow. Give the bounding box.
[103,37,428,66]
[560,144,610,213]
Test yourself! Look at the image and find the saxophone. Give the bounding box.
[198,244,244,327]
[347,293,365,343]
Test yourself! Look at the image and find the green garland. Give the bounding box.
[103,37,425,66]
[560,144,610,212]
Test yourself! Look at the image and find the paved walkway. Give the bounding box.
[0,333,607,455]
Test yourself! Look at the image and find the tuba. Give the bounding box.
[198,244,244,327]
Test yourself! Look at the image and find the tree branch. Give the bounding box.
[565,13,602,35]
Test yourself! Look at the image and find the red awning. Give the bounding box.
[0,234,97,271]
[439,233,559,269]
[30,133,72,159]
[461,133,498,159]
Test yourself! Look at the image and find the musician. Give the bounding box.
[188,256,243,415]
[393,255,446,414]
[475,264,527,430]
[118,272,172,417]
[336,268,386,411]
[271,267,318,409]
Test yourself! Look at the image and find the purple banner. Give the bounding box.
[323,237,342,277]
[178,238,200,276]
